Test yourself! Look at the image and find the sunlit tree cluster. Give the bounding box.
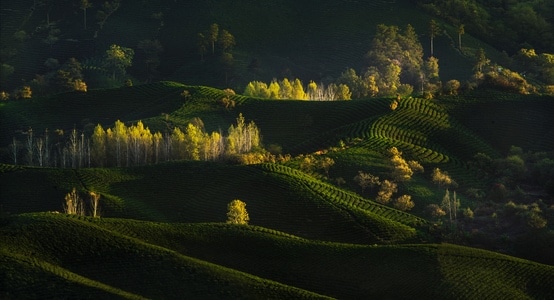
[244,78,351,100]
[63,188,102,218]
[11,114,261,168]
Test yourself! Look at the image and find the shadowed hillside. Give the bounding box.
[2,213,553,299]
[1,0,554,297]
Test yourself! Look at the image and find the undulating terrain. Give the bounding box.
[1,0,553,299]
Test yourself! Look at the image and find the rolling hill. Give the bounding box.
[1,80,554,297]
[1,0,554,298]
[1,213,553,299]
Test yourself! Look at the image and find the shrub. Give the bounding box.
[444,79,461,95]
[393,195,414,211]
[426,204,446,219]
[376,180,397,204]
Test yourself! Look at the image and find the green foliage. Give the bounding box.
[416,0,554,53]
[104,44,134,80]
[365,24,423,95]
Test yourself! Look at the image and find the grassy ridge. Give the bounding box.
[2,213,553,299]
[445,90,554,153]
[0,213,330,299]
[0,161,422,244]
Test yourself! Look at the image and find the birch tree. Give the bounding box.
[171,127,186,160]
[184,123,204,160]
[80,0,92,30]
[208,23,219,54]
[429,19,441,56]
[69,128,79,168]
[457,24,465,50]
[64,188,85,216]
[11,137,18,165]
[91,124,106,167]
[280,78,293,99]
[153,132,162,163]
[25,128,34,166]
[292,78,306,100]
[89,191,100,218]
[106,120,128,166]
[442,189,452,225]
[36,138,44,167]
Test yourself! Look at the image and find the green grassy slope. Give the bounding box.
[0,161,424,244]
[2,83,553,225]
[0,213,330,299]
[445,90,554,154]
[1,213,553,299]
[0,81,186,146]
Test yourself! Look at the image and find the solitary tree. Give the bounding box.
[353,171,380,194]
[474,48,490,74]
[64,188,85,216]
[432,168,452,188]
[80,0,92,30]
[89,191,101,218]
[442,188,452,225]
[457,24,465,50]
[104,44,134,80]
[197,33,208,61]
[394,194,415,211]
[376,180,397,205]
[208,23,219,54]
[227,199,249,225]
[218,29,236,53]
[317,156,335,177]
[388,147,414,182]
[428,19,441,56]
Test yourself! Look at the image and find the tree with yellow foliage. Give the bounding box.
[393,194,414,211]
[388,147,414,181]
[227,199,249,225]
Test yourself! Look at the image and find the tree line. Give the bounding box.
[243,78,352,100]
[9,114,262,168]
[414,0,554,54]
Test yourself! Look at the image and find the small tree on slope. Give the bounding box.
[227,199,249,225]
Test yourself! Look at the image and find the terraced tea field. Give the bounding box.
[1,213,552,299]
[2,81,554,298]
[1,161,424,244]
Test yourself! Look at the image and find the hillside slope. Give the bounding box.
[0,0,503,91]
[1,213,553,299]
[0,161,424,244]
